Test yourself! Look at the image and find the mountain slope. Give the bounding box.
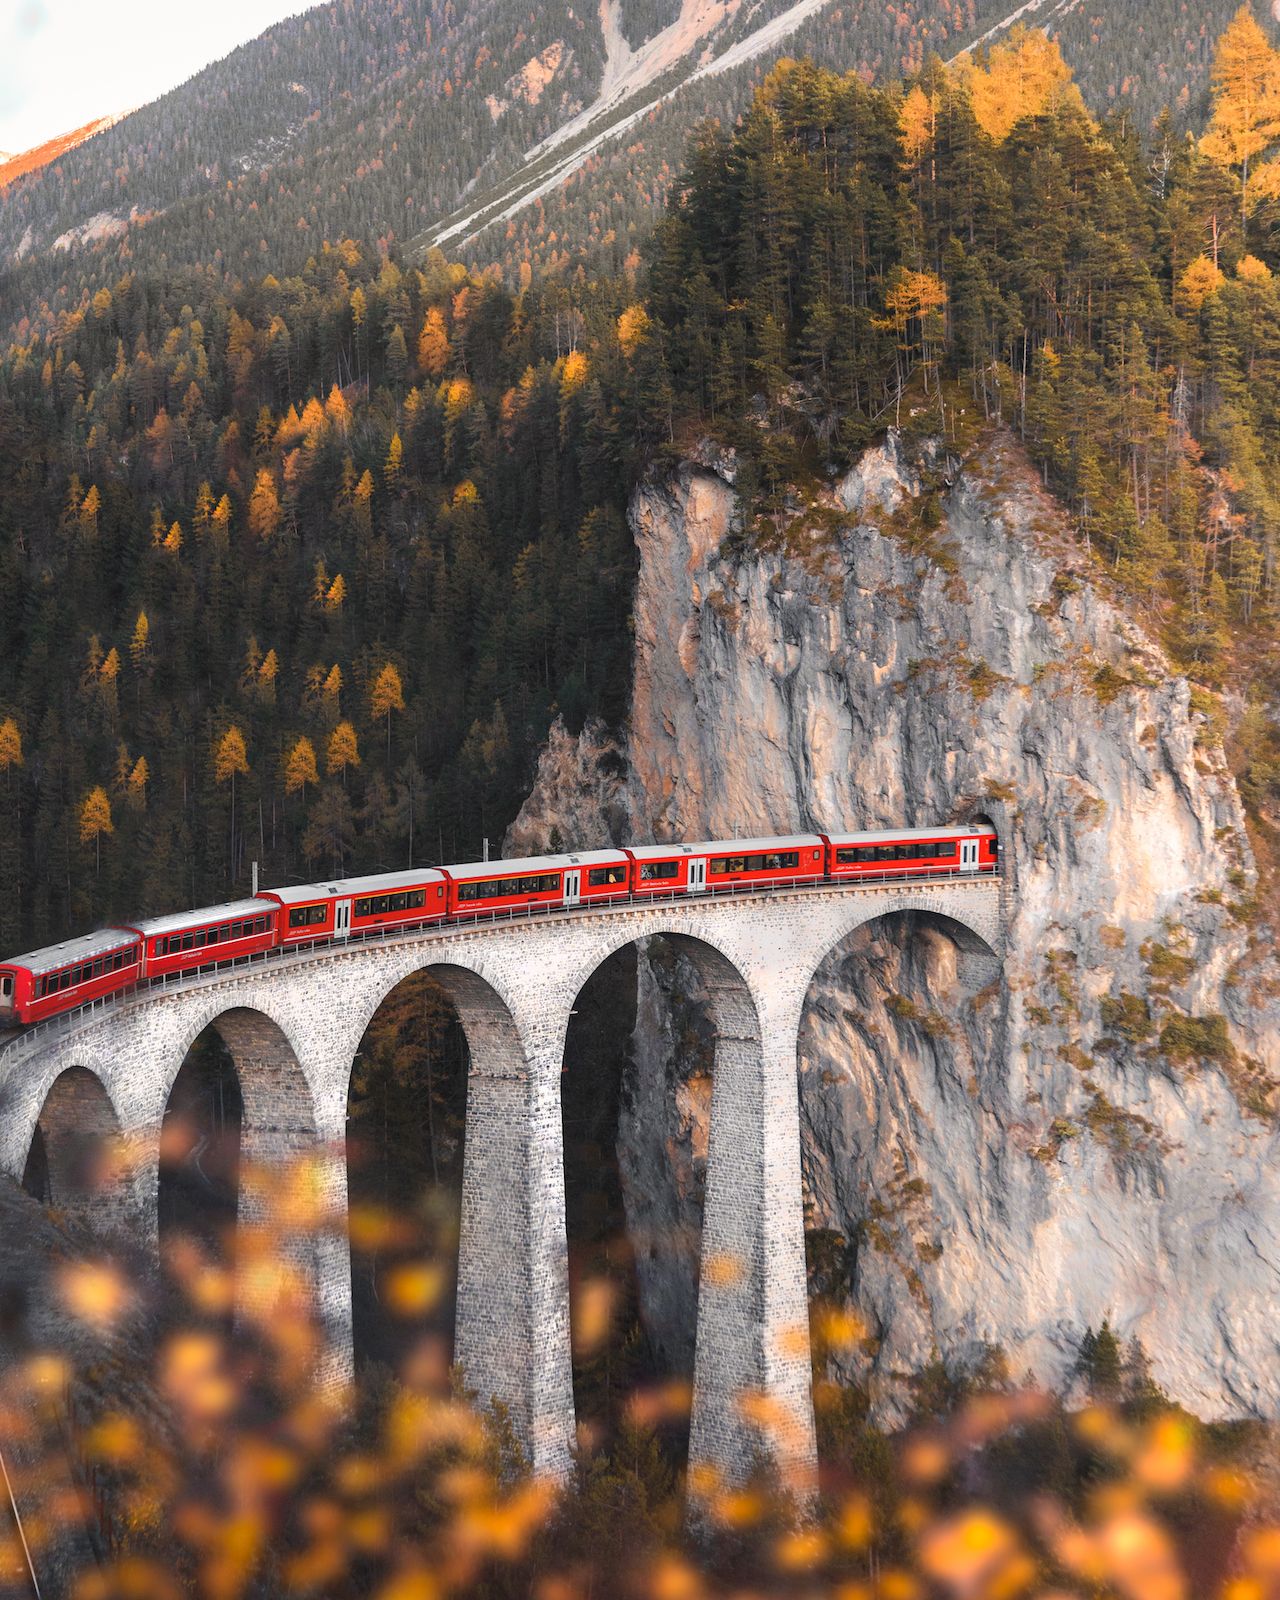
[0,116,117,192]
[0,0,1254,328]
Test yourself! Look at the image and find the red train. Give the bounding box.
[0,825,997,1027]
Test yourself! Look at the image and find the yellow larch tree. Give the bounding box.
[324,383,351,432]
[284,736,319,796]
[248,467,282,540]
[326,721,360,783]
[79,786,114,871]
[129,610,150,670]
[214,725,250,882]
[80,484,102,535]
[1179,255,1227,310]
[258,649,279,705]
[417,306,450,377]
[957,27,1079,144]
[126,757,150,811]
[369,662,405,763]
[617,304,652,356]
[1200,4,1280,223]
[0,717,22,788]
[900,84,936,172]
[384,431,403,489]
[211,493,233,544]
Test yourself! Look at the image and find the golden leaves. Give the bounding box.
[955,26,1080,143]
[57,1260,132,1329]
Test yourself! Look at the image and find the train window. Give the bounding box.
[588,865,627,886]
[988,837,999,857]
[288,905,328,928]
[640,861,679,881]
[936,842,957,858]
[436,886,444,898]
[0,975,10,998]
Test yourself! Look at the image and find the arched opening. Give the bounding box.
[22,1065,126,1229]
[795,906,1001,1447]
[159,1007,317,1327]
[561,931,762,1471]
[159,1028,243,1258]
[345,970,469,1381]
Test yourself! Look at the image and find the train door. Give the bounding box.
[688,858,707,894]
[0,972,12,1017]
[960,838,979,873]
[564,870,581,907]
[334,899,352,939]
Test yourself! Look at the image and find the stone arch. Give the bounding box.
[556,929,764,1458]
[345,956,574,1476]
[23,1065,130,1231]
[343,960,515,1375]
[161,1005,319,1330]
[794,895,1005,1407]
[812,893,1000,972]
[558,922,817,1500]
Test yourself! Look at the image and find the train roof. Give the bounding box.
[825,823,997,845]
[626,835,825,861]
[2,926,139,977]
[442,849,629,880]
[264,868,449,905]
[124,898,280,938]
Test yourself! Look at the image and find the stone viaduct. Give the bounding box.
[0,875,1002,1499]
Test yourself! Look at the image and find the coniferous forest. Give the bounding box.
[7,18,1280,949]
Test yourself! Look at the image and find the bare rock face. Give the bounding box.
[511,429,1280,1420]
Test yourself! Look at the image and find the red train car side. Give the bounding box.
[443,851,629,919]
[824,824,998,879]
[625,837,825,895]
[126,898,280,979]
[262,869,449,945]
[0,929,143,1026]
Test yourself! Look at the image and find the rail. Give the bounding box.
[0,865,1001,1065]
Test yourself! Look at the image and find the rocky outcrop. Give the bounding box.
[508,428,1280,1420]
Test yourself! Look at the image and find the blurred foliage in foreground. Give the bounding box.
[0,1145,1277,1600]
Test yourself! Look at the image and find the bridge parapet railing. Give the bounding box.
[0,867,1002,1067]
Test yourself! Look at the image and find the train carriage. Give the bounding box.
[824,823,998,879]
[0,929,143,1027]
[442,850,631,919]
[124,898,280,979]
[262,869,449,945]
[625,837,826,896]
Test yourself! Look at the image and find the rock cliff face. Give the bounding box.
[508,429,1280,1420]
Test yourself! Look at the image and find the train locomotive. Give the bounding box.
[0,824,997,1029]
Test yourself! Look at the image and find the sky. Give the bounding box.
[0,0,316,155]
